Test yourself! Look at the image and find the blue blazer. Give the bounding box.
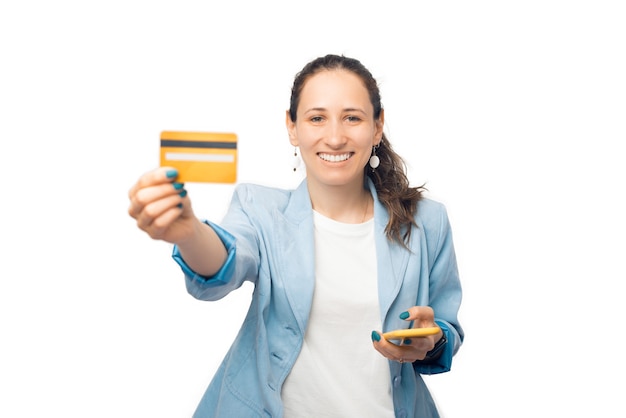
[173,179,464,418]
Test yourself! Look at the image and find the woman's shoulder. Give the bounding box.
[415,196,452,231]
[417,196,448,216]
[232,182,295,209]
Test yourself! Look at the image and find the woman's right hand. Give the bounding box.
[127,167,197,245]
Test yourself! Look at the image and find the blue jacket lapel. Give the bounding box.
[368,180,410,325]
[275,181,316,334]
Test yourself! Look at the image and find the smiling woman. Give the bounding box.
[127,54,464,418]
[286,68,382,218]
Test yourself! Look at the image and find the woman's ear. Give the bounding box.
[375,109,385,145]
[286,110,298,146]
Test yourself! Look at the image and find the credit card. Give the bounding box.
[160,131,237,183]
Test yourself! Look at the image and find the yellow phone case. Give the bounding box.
[382,326,441,340]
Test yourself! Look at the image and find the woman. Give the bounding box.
[128,54,463,418]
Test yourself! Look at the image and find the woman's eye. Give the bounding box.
[346,115,362,122]
[310,116,324,123]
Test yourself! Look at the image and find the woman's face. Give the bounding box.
[286,69,384,190]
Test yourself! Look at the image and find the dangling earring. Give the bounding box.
[292,147,301,172]
[369,144,380,170]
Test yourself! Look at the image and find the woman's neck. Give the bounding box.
[307,181,373,224]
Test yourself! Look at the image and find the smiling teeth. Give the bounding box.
[319,153,351,162]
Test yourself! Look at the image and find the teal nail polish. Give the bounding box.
[399,311,410,320]
[403,339,412,345]
[166,169,178,179]
[179,190,187,198]
[177,203,183,209]
[371,331,381,342]
[173,182,184,190]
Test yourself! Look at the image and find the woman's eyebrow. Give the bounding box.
[343,107,367,115]
[303,107,327,114]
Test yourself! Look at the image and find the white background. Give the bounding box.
[1,1,625,417]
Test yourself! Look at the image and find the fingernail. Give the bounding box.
[371,331,381,342]
[177,203,183,209]
[166,169,178,179]
[179,190,187,198]
[173,182,184,190]
[399,311,410,320]
[403,339,412,345]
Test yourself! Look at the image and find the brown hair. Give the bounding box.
[289,54,425,247]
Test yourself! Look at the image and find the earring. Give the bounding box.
[292,147,301,172]
[369,145,380,170]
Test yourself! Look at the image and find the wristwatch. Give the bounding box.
[423,332,447,362]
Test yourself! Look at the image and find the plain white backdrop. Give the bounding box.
[1,1,625,417]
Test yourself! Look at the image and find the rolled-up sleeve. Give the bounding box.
[172,220,240,301]
[415,203,464,374]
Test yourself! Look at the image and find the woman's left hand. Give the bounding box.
[371,306,443,364]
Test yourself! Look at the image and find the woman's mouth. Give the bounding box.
[318,152,353,162]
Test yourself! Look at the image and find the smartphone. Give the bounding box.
[382,326,441,340]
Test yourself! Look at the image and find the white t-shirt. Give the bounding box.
[281,211,395,418]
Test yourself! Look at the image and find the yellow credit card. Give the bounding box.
[160,131,237,183]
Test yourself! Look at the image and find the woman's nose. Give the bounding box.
[325,120,347,148]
